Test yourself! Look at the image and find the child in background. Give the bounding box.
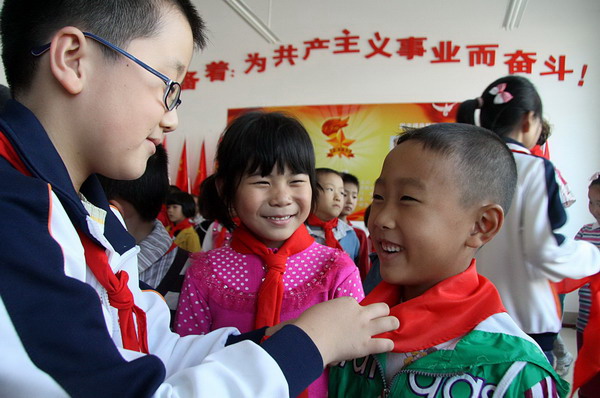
[98,145,191,319]
[330,123,567,397]
[175,111,364,397]
[306,168,360,263]
[461,76,600,363]
[573,173,600,398]
[340,172,371,280]
[197,177,236,250]
[166,191,202,253]
[0,1,399,396]
[460,96,576,375]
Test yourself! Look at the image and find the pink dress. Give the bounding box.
[175,241,364,397]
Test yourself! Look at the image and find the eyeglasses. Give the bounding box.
[31,32,182,111]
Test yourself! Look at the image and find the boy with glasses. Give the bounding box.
[0,1,398,397]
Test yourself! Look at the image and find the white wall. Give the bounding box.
[2,0,598,313]
[180,0,600,315]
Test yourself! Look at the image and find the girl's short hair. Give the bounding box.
[166,191,197,218]
[200,111,318,230]
[459,75,543,138]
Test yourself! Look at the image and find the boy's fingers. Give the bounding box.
[368,315,399,336]
[336,337,394,363]
[366,338,395,355]
[361,302,391,319]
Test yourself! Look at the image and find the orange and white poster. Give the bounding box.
[228,102,458,220]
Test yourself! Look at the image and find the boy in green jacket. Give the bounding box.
[329,123,568,397]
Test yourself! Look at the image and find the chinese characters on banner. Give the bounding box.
[227,102,458,221]
[181,29,590,90]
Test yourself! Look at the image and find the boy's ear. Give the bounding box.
[466,204,504,249]
[47,27,89,95]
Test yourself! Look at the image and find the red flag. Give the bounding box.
[192,140,207,196]
[175,140,190,193]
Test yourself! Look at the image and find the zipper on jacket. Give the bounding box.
[372,356,390,398]
[372,355,465,397]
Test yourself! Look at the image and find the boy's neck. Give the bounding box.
[402,257,474,301]
[129,220,156,244]
[120,210,155,244]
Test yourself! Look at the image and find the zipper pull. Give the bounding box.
[382,387,390,398]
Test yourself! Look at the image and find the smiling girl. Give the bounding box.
[174,111,363,397]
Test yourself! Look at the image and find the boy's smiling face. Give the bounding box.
[368,141,480,300]
[81,8,194,183]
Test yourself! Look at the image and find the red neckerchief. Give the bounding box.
[165,219,195,253]
[168,218,194,237]
[555,276,600,396]
[362,260,505,352]
[0,130,148,354]
[214,217,239,248]
[307,214,342,250]
[78,231,149,353]
[214,226,229,248]
[231,223,314,329]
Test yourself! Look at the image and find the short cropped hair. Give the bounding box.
[98,145,169,222]
[1,0,206,95]
[166,191,197,219]
[396,123,517,213]
[341,172,360,191]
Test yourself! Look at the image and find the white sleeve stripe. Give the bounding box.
[493,361,527,397]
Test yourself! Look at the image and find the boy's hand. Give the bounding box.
[291,297,398,366]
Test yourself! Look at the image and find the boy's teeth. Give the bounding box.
[382,242,402,252]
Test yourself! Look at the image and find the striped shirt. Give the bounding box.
[138,219,177,288]
[575,222,600,332]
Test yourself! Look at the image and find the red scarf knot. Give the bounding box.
[231,223,314,330]
[78,231,149,354]
[307,214,342,250]
[106,270,135,310]
[264,252,288,273]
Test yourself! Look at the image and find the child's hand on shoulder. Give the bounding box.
[292,297,398,366]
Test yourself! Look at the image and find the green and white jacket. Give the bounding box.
[329,313,569,397]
